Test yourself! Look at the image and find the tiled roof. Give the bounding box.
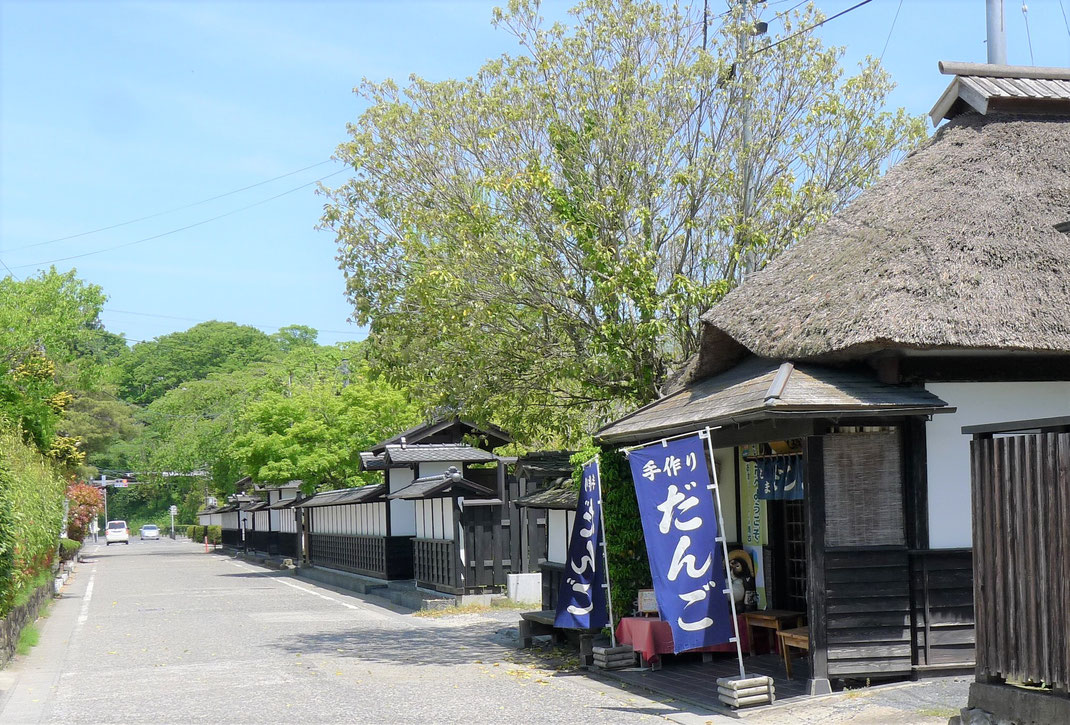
[293,484,386,508]
[383,443,498,465]
[387,469,496,500]
[359,452,386,471]
[597,358,951,444]
[514,478,578,510]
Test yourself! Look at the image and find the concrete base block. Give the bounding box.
[967,682,1070,725]
[506,573,541,604]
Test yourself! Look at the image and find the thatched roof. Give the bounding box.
[689,110,1070,382]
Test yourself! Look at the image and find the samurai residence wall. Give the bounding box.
[925,381,1070,548]
[387,468,416,536]
[278,508,298,534]
[271,490,297,530]
[414,498,454,540]
[221,511,239,530]
[546,509,576,565]
[253,510,270,531]
[309,502,387,536]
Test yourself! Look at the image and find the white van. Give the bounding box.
[105,520,130,545]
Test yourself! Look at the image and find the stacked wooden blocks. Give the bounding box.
[592,645,635,669]
[716,675,775,708]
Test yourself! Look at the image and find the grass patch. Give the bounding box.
[917,707,958,718]
[11,570,52,609]
[412,598,535,618]
[15,623,40,655]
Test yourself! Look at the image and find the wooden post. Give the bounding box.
[804,434,831,695]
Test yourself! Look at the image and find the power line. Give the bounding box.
[0,257,20,281]
[1022,3,1035,66]
[879,0,904,63]
[751,0,874,56]
[11,169,347,271]
[8,159,337,253]
[105,309,364,337]
[1062,0,1070,43]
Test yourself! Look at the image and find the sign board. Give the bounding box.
[637,589,658,615]
[170,505,178,515]
[114,479,129,488]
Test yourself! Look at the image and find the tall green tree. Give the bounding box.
[114,321,276,405]
[0,269,108,453]
[321,0,925,443]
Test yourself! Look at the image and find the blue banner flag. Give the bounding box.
[554,459,609,630]
[628,436,733,652]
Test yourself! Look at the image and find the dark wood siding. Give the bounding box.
[825,548,913,677]
[910,549,975,668]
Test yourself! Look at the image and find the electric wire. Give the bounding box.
[104,308,363,337]
[1061,0,1070,43]
[751,0,874,56]
[10,159,337,253]
[11,169,347,271]
[879,0,904,63]
[1022,3,1035,65]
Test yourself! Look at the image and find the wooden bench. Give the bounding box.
[518,610,597,666]
[777,626,810,680]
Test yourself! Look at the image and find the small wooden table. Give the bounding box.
[777,626,809,679]
[741,609,804,656]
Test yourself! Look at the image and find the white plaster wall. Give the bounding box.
[712,447,738,543]
[387,468,416,536]
[926,381,1070,548]
[547,509,568,563]
[419,460,460,479]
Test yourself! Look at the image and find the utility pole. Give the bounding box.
[986,0,1007,64]
[736,1,767,281]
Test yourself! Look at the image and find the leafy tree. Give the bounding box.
[271,324,319,352]
[321,0,925,443]
[59,388,142,479]
[0,269,108,451]
[114,321,277,405]
[230,360,419,492]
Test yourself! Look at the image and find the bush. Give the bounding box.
[0,427,66,617]
[206,525,221,545]
[186,525,196,540]
[58,538,81,563]
[191,525,206,542]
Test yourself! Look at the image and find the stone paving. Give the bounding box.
[0,540,970,724]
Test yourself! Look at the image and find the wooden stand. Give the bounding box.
[742,609,804,656]
[777,626,810,679]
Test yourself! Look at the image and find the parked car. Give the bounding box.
[140,524,160,540]
[105,520,129,545]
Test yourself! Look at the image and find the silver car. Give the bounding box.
[140,524,160,540]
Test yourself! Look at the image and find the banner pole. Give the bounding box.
[702,427,746,681]
[594,455,617,648]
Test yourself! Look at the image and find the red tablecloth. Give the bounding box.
[616,615,749,663]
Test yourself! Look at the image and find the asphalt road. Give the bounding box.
[0,539,674,724]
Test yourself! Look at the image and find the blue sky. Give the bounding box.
[2,0,1068,346]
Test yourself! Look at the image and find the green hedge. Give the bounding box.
[58,538,81,563]
[186,525,197,540]
[190,525,206,542]
[0,427,66,617]
[596,446,651,626]
[206,525,221,545]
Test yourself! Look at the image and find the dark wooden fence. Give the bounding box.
[413,538,459,592]
[309,533,385,578]
[971,430,1070,691]
[461,502,509,591]
[222,528,240,548]
[910,549,975,669]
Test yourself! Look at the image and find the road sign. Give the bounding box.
[114,479,129,488]
[170,505,178,515]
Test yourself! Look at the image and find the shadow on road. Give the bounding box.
[270,620,518,667]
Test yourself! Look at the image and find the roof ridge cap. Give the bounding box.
[939,60,1070,81]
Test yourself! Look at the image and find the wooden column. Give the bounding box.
[804,433,831,694]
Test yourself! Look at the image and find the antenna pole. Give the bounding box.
[986,0,1007,64]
